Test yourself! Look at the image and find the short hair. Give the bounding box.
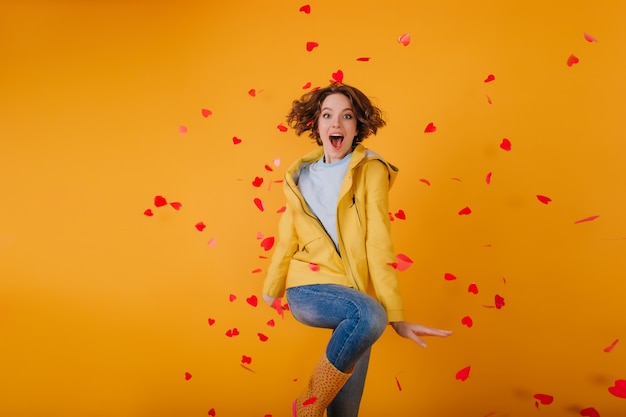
[286,83,386,146]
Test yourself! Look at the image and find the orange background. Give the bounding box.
[1,1,625,416]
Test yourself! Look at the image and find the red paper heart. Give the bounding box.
[248,88,257,97]
[246,295,258,307]
[485,172,492,184]
[170,202,182,210]
[308,262,320,271]
[207,238,216,247]
[229,294,237,302]
[254,198,265,211]
[580,407,600,417]
[143,209,153,216]
[260,237,275,251]
[395,254,413,272]
[302,81,312,89]
[179,125,188,135]
[267,319,275,327]
[356,57,371,62]
[299,4,311,14]
[277,123,288,132]
[303,397,317,406]
[258,333,269,342]
[252,176,263,187]
[500,138,512,151]
[272,298,285,318]
[608,379,626,398]
[332,70,344,83]
[154,195,167,207]
[419,178,431,186]
[604,338,619,353]
[201,108,212,118]
[484,74,495,83]
[398,33,410,46]
[486,95,492,104]
[468,283,478,294]
[424,122,437,133]
[536,195,552,204]
[458,206,472,216]
[461,316,473,328]
[444,273,457,281]
[567,54,580,67]
[455,366,471,381]
[306,41,319,51]
[583,32,598,43]
[195,222,206,232]
[533,393,554,405]
[232,136,242,144]
[495,294,505,309]
[574,215,600,224]
[241,355,252,364]
[394,210,406,220]
[208,409,216,417]
[185,372,192,380]
[207,318,215,326]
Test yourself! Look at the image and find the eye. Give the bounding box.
[322,113,331,118]
[342,113,353,119]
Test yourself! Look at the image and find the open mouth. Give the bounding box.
[329,134,344,149]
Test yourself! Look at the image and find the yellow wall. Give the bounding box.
[1,0,625,415]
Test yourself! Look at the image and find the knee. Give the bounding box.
[360,300,387,340]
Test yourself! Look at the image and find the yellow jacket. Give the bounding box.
[262,144,405,322]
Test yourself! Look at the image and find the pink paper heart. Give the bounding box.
[208,408,216,417]
[395,254,413,272]
[308,262,320,271]
[495,294,505,309]
[397,33,410,46]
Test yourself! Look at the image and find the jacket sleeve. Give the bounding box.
[262,204,298,299]
[363,160,405,322]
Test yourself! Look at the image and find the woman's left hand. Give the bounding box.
[390,321,453,348]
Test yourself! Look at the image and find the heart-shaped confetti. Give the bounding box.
[308,262,320,271]
[170,202,182,210]
[277,123,288,132]
[574,215,600,224]
[567,54,580,67]
[226,328,240,337]
[208,318,215,326]
[258,333,269,342]
[254,198,265,211]
[500,138,512,151]
[252,177,263,187]
[144,209,154,216]
[260,237,275,251]
[251,268,262,274]
[583,32,598,43]
[579,407,600,417]
[495,294,505,309]
[272,298,285,318]
[455,366,471,381]
[468,283,478,294]
[154,195,167,207]
[356,57,371,62]
[485,172,492,184]
[233,136,242,145]
[302,81,312,89]
[207,238,217,247]
[241,355,252,364]
[246,295,258,307]
[398,33,410,46]
[248,89,257,97]
[484,74,495,83]
[195,222,206,232]
[536,195,552,204]
[185,372,192,380]
[444,273,457,281]
[303,397,317,406]
[276,206,286,213]
[179,125,188,135]
[458,206,472,216]
[486,95,492,104]
[208,409,216,417]
[306,41,319,51]
[201,108,212,118]
[424,122,437,133]
[604,339,619,353]
[396,254,413,272]
[299,4,311,14]
[608,379,626,398]
[332,70,344,83]
[461,316,473,328]
[533,393,554,406]
[267,319,275,327]
[394,210,406,220]
[419,178,431,186]
[229,294,237,302]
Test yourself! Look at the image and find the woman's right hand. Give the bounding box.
[262,294,277,307]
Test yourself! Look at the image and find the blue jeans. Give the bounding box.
[286,284,388,417]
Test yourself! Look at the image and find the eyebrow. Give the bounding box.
[321,107,354,112]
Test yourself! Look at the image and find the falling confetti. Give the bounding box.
[579,407,600,417]
[258,333,269,342]
[455,366,471,381]
[567,54,580,67]
[458,206,472,216]
[208,409,216,417]
[394,210,406,220]
[356,57,371,61]
[299,4,311,14]
[246,295,258,307]
[604,339,619,353]
[468,283,478,294]
[232,136,242,145]
[179,125,188,135]
[267,319,275,327]
[201,108,212,118]
[229,294,237,302]
[533,393,554,407]
[207,318,215,326]
[486,95,492,104]
[536,195,552,204]
[252,177,263,187]
[424,122,437,133]
[419,179,431,186]
[608,379,626,398]
[306,41,319,51]
[500,138,512,151]
[495,294,505,309]
[395,254,413,272]
[398,33,411,46]
[254,198,265,211]
[170,202,182,210]
[583,32,599,43]
[154,195,167,207]
[260,237,275,251]
[484,74,495,83]
[277,123,288,132]
[207,238,217,247]
[395,376,402,391]
[444,273,457,281]
[195,222,206,232]
[461,316,473,328]
[184,372,192,381]
[574,215,600,224]
[332,70,344,83]
[143,209,154,216]
[303,397,317,406]
[225,328,240,337]
[241,355,252,365]
[248,89,257,97]
[302,81,312,89]
[308,262,320,271]
[485,172,492,185]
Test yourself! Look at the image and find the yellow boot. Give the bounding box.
[293,355,353,417]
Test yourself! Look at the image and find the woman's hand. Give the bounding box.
[262,294,276,307]
[390,321,453,348]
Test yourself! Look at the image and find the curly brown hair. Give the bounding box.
[286,83,386,146]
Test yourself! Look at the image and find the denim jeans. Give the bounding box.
[286,284,388,417]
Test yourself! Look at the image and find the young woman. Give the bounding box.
[262,83,452,417]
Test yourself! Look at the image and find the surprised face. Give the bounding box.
[317,93,357,164]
